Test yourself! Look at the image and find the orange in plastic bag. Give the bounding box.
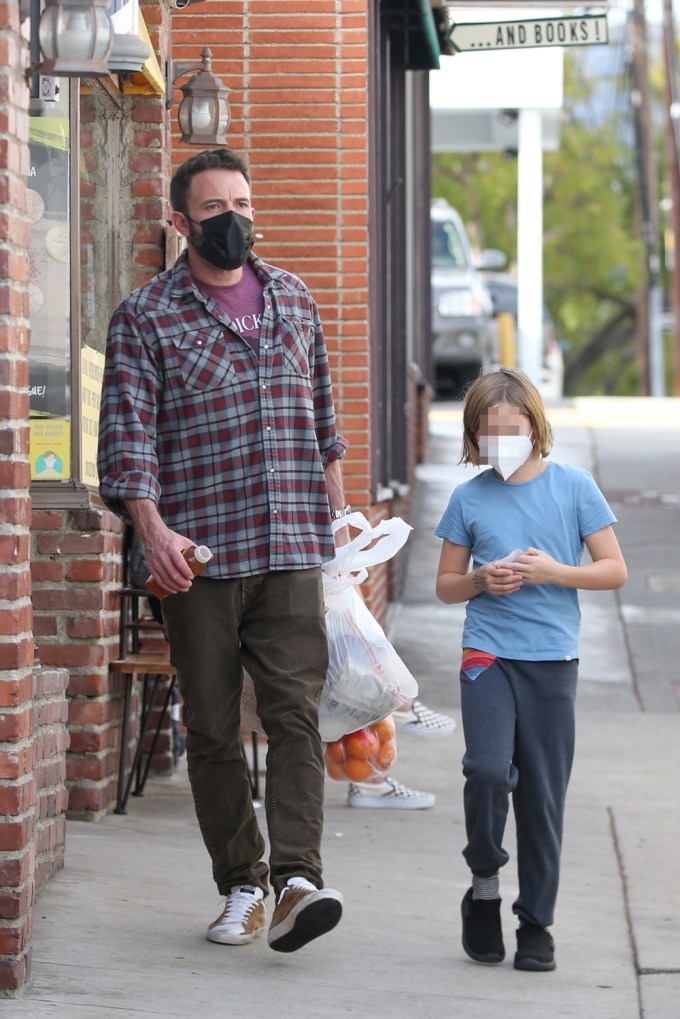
[323,716,397,782]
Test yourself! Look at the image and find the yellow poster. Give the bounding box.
[80,345,105,487]
[30,418,71,480]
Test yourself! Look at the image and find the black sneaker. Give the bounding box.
[461,887,505,963]
[514,922,556,971]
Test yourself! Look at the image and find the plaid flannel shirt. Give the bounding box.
[97,251,348,577]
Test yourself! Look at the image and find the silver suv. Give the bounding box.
[431,199,505,393]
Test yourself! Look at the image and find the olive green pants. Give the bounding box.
[162,568,328,899]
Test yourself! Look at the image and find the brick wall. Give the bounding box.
[31,506,126,819]
[0,0,37,994]
[171,2,397,619]
[33,663,69,895]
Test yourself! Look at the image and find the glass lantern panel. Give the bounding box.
[190,98,216,134]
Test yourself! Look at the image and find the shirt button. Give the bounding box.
[270,469,275,474]
[266,426,271,431]
[262,384,267,390]
[196,340,202,346]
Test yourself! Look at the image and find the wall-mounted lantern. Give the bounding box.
[34,0,114,77]
[166,47,230,146]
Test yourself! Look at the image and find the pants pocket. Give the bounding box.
[461,648,497,682]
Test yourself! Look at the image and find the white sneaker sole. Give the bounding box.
[348,795,435,809]
[207,925,266,946]
[393,720,456,739]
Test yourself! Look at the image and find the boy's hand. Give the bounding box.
[473,560,524,596]
[512,547,563,585]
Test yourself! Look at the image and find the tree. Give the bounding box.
[432,56,644,395]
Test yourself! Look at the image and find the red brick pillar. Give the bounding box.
[0,0,35,994]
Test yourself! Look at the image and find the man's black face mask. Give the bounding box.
[188,210,254,270]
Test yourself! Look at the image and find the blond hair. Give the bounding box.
[460,367,554,465]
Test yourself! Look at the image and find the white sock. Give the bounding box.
[472,874,500,900]
[351,780,391,793]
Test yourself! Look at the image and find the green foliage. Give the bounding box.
[431,56,645,396]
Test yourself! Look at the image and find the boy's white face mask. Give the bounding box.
[478,433,534,480]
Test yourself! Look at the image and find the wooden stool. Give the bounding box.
[111,651,178,814]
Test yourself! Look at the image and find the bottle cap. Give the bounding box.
[194,545,213,564]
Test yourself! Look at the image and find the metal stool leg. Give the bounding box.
[133,676,176,797]
[114,673,134,815]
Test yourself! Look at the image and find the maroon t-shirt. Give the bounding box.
[194,260,265,358]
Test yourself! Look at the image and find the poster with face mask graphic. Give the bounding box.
[30,418,71,480]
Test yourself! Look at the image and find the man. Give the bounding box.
[98,148,348,953]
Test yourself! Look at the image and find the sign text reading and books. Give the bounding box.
[446,15,609,53]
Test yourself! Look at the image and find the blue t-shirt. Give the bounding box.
[435,462,617,661]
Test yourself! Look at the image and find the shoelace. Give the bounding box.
[277,877,315,904]
[219,888,259,925]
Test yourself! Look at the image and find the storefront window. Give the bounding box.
[78,87,120,488]
[28,76,123,491]
[28,80,72,481]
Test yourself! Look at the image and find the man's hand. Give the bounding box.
[142,525,197,595]
[125,499,195,595]
[333,523,351,548]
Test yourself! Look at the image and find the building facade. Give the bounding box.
[0,0,448,994]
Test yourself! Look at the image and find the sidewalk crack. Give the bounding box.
[608,806,644,1018]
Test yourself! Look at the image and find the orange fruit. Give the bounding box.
[344,727,380,761]
[344,757,376,782]
[325,757,348,781]
[372,716,396,743]
[325,740,346,765]
[376,740,397,769]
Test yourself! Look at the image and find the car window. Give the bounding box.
[432,221,469,269]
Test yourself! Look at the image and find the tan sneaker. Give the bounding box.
[207,884,266,945]
[267,877,343,953]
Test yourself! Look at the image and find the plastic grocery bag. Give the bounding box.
[239,513,418,742]
[318,512,418,741]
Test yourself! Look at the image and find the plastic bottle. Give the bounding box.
[146,545,213,600]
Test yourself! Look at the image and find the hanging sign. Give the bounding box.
[446,14,609,53]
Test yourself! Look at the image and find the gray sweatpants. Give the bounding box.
[460,655,579,927]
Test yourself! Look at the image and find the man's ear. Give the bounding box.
[171,210,191,238]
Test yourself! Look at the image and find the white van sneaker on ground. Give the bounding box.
[392,699,456,737]
[347,777,436,809]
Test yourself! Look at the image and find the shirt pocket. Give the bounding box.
[280,316,313,378]
[172,326,236,391]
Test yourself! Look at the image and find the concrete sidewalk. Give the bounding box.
[14,398,680,1018]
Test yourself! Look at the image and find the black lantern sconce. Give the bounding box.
[166,47,231,146]
[30,0,114,77]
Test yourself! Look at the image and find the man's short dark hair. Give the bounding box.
[170,148,251,215]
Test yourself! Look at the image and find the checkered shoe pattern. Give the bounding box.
[392,699,456,738]
[347,778,436,809]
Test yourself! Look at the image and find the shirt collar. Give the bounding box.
[169,249,279,301]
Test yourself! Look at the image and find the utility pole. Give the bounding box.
[662,0,680,396]
[629,0,664,396]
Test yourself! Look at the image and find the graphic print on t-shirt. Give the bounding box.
[194,259,265,358]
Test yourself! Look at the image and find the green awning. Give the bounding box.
[400,1,452,71]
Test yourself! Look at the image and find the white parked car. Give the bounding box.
[431,199,506,394]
